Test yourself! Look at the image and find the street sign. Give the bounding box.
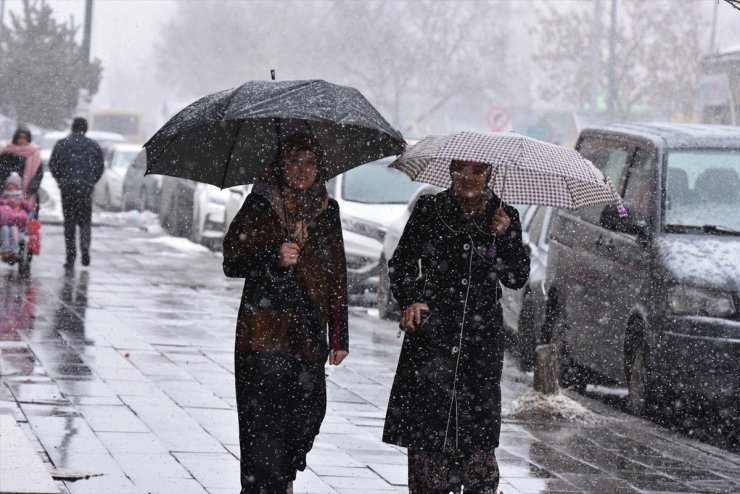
[487,107,511,132]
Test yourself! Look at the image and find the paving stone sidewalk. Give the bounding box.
[1,221,738,494]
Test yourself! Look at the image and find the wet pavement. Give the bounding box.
[1,218,739,494]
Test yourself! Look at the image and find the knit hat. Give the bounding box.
[3,172,22,198]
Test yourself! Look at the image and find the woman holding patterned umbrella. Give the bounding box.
[383,159,530,493]
[223,133,349,494]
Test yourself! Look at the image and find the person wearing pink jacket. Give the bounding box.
[0,172,34,259]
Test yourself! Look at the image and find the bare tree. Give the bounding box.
[535,0,703,121]
[152,1,510,134]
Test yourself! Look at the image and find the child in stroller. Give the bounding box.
[0,172,34,262]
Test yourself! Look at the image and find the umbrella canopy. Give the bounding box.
[144,79,405,187]
[390,131,626,213]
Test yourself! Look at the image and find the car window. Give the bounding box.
[622,148,654,222]
[342,162,421,204]
[527,206,547,246]
[577,137,632,225]
[664,149,740,232]
[113,150,139,169]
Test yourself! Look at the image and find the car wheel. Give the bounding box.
[191,202,202,243]
[18,242,31,277]
[550,306,587,392]
[138,187,147,212]
[517,294,537,372]
[626,321,663,418]
[377,256,399,320]
[628,342,649,417]
[104,186,112,210]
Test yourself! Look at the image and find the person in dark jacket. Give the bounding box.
[222,134,349,494]
[0,127,43,213]
[49,118,104,269]
[383,160,530,493]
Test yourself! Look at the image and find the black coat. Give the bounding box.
[49,133,104,192]
[382,190,530,452]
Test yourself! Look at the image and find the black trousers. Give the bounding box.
[235,350,326,494]
[60,189,93,264]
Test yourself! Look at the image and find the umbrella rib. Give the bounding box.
[221,120,246,188]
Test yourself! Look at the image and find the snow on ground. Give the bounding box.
[128,235,212,254]
[503,389,605,424]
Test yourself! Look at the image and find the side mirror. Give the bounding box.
[600,205,649,237]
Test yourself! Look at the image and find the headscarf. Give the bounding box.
[252,134,329,243]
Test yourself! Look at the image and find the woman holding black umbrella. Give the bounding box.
[223,134,348,493]
[383,160,530,493]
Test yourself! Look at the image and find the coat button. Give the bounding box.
[461,278,468,285]
[463,243,470,250]
[452,346,459,354]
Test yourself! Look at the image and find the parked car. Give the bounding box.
[500,205,554,371]
[376,184,442,319]
[326,158,423,293]
[121,149,162,212]
[39,130,126,168]
[93,143,143,210]
[159,176,230,247]
[224,184,252,231]
[545,123,740,418]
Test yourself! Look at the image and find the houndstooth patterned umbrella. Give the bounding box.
[390,131,626,213]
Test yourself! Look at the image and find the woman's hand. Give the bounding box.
[492,207,511,235]
[400,302,430,333]
[329,350,348,365]
[279,242,301,266]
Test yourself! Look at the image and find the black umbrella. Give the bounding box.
[144,79,406,187]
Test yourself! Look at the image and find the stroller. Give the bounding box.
[1,211,39,275]
[0,173,40,276]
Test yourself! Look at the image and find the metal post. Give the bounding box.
[709,0,718,55]
[590,0,603,121]
[82,0,93,66]
[606,0,618,122]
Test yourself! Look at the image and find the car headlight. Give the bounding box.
[341,216,385,243]
[666,286,736,318]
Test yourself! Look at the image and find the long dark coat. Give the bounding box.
[382,189,530,453]
[222,183,348,486]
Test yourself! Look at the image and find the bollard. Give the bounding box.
[533,343,559,394]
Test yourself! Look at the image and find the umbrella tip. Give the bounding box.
[271,69,276,81]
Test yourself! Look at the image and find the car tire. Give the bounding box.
[104,186,113,210]
[138,187,147,212]
[377,256,399,320]
[626,322,661,418]
[550,305,587,392]
[517,294,537,372]
[18,242,31,277]
[191,201,202,243]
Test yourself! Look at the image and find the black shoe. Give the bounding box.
[81,253,90,267]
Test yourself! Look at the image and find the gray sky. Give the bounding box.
[2,0,739,135]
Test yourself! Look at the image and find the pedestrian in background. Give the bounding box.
[0,126,43,213]
[383,160,530,493]
[49,117,104,270]
[222,133,349,494]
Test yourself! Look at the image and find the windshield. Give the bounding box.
[39,135,65,151]
[342,161,421,204]
[664,149,740,232]
[113,150,139,169]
